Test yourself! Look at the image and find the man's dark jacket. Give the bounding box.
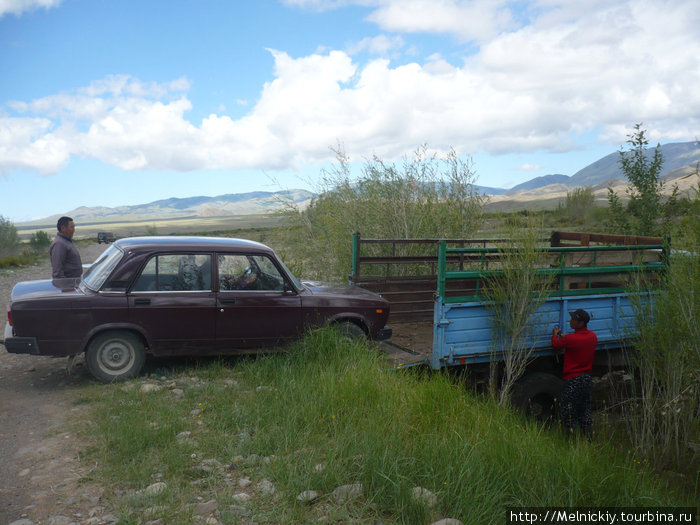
[50,232,83,278]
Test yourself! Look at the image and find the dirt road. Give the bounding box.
[0,244,112,525]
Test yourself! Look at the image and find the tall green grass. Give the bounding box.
[77,329,693,524]
[625,230,700,472]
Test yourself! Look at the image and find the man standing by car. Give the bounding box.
[551,309,597,439]
[50,216,83,278]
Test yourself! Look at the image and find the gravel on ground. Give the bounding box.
[0,243,112,525]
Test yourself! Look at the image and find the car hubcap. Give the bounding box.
[99,340,134,373]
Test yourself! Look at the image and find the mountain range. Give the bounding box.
[19,141,700,225]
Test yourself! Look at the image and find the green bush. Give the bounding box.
[0,253,39,269]
[555,186,596,224]
[29,230,52,252]
[0,215,20,258]
[483,220,550,404]
[625,188,700,472]
[606,124,685,236]
[279,145,485,280]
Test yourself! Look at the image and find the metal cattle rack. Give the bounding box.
[350,231,668,322]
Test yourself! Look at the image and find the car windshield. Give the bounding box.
[275,255,303,290]
[82,245,124,291]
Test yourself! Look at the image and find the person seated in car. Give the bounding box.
[237,267,259,289]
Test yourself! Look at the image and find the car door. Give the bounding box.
[128,253,217,354]
[215,253,302,349]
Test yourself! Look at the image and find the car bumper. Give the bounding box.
[2,323,40,355]
[375,326,393,341]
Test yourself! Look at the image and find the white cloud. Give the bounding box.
[347,35,405,56]
[0,116,69,173]
[2,0,699,176]
[518,164,543,171]
[366,0,518,42]
[285,0,520,42]
[0,0,60,17]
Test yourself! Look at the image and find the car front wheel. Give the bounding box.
[86,330,146,382]
[337,321,367,340]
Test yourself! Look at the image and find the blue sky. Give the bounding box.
[1,0,699,222]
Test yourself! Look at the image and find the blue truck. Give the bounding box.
[350,231,667,417]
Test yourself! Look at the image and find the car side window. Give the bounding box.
[218,254,285,291]
[132,254,212,292]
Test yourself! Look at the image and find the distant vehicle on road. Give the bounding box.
[97,232,116,244]
[2,237,391,382]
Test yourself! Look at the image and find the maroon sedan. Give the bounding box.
[3,237,391,382]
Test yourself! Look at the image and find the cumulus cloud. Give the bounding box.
[0,0,60,17]
[286,0,520,42]
[0,115,69,173]
[366,0,518,42]
[2,0,699,176]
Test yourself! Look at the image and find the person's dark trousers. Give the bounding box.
[559,373,593,439]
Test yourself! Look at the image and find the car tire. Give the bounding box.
[337,321,366,340]
[86,330,146,383]
[510,372,563,422]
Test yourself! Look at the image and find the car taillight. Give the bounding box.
[7,310,11,326]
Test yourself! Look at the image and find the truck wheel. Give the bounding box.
[86,330,146,383]
[337,321,366,340]
[511,372,563,421]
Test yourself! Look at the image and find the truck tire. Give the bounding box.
[86,330,146,382]
[511,372,563,421]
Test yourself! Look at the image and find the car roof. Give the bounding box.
[113,236,274,254]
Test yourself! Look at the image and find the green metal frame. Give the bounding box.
[437,240,667,304]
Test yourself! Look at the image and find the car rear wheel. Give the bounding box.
[86,330,146,382]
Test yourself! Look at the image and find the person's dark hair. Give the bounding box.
[56,216,73,232]
[570,309,590,325]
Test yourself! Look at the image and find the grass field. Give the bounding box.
[14,214,283,241]
[75,329,696,525]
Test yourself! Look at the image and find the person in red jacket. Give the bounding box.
[552,309,597,439]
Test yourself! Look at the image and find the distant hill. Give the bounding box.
[475,185,508,195]
[17,141,700,226]
[483,141,700,212]
[476,141,700,198]
[20,189,314,226]
[569,141,700,187]
[508,174,570,193]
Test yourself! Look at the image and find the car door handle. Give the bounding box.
[220,298,237,305]
[134,298,151,305]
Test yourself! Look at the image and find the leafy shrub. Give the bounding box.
[0,215,20,258]
[482,220,550,403]
[29,230,52,252]
[625,189,700,472]
[0,253,39,268]
[606,124,686,236]
[279,145,485,280]
[556,186,596,224]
